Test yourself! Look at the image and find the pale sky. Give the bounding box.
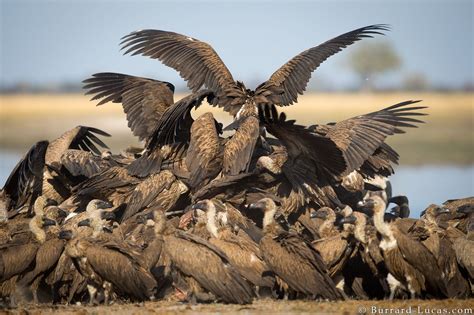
[1,0,473,90]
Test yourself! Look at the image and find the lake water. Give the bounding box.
[1,151,472,218]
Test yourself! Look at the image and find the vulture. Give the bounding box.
[150,210,255,304]
[251,198,342,299]
[369,195,448,299]
[110,24,389,181]
[192,200,275,291]
[42,126,111,204]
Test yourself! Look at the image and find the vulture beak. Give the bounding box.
[57,209,68,219]
[358,199,375,212]
[337,215,357,226]
[136,212,154,224]
[45,198,58,207]
[78,218,91,227]
[192,203,206,211]
[97,200,113,209]
[310,211,327,219]
[420,209,427,218]
[42,218,57,227]
[435,207,450,215]
[101,211,116,221]
[59,230,73,240]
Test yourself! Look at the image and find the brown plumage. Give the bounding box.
[122,170,188,222]
[121,25,387,150]
[60,149,120,178]
[121,25,387,109]
[83,72,175,142]
[1,140,49,216]
[185,112,223,188]
[43,126,111,203]
[60,230,157,302]
[252,198,342,299]
[222,116,260,176]
[371,195,448,299]
[311,100,427,177]
[162,229,255,304]
[192,200,274,289]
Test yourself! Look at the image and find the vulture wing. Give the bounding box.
[223,116,260,176]
[316,100,426,174]
[61,150,115,178]
[46,126,110,166]
[121,30,236,95]
[2,141,49,210]
[186,112,223,188]
[259,24,388,106]
[259,104,346,179]
[83,72,175,141]
[147,89,215,149]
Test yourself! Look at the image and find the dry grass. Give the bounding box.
[1,92,472,164]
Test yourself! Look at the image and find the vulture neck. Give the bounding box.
[206,203,219,238]
[373,205,397,251]
[29,216,46,244]
[319,215,336,238]
[354,219,367,244]
[262,205,277,232]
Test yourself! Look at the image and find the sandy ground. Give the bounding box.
[1,92,473,164]
[3,299,474,315]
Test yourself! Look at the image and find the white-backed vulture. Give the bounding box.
[192,200,274,290]
[370,195,448,299]
[251,198,342,299]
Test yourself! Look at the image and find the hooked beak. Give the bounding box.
[310,211,327,219]
[45,198,58,207]
[192,202,207,211]
[96,200,113,209]
[248,203,262,211]
[337,215,357,226]
[78,218,91,227]
[358,199,375,212]
[136,212,154,224]
[42,218,57,227]
[436,207,450,215]
[101,211,116,221]
[59,230,73,240]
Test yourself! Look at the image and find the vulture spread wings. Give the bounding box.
[311,100,427,175]
[83,72,175,142]
[121,30,235,96]
[256,24,389,105]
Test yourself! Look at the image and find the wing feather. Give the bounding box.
[259,24,389,105]
[121,30,235,94]
[83,73,175,141]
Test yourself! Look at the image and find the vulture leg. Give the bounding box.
[87,283,98,305]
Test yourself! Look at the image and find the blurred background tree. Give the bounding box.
[348,41,401,90]
[402,72,429,91]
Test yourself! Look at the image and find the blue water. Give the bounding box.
[1,151,472,218]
